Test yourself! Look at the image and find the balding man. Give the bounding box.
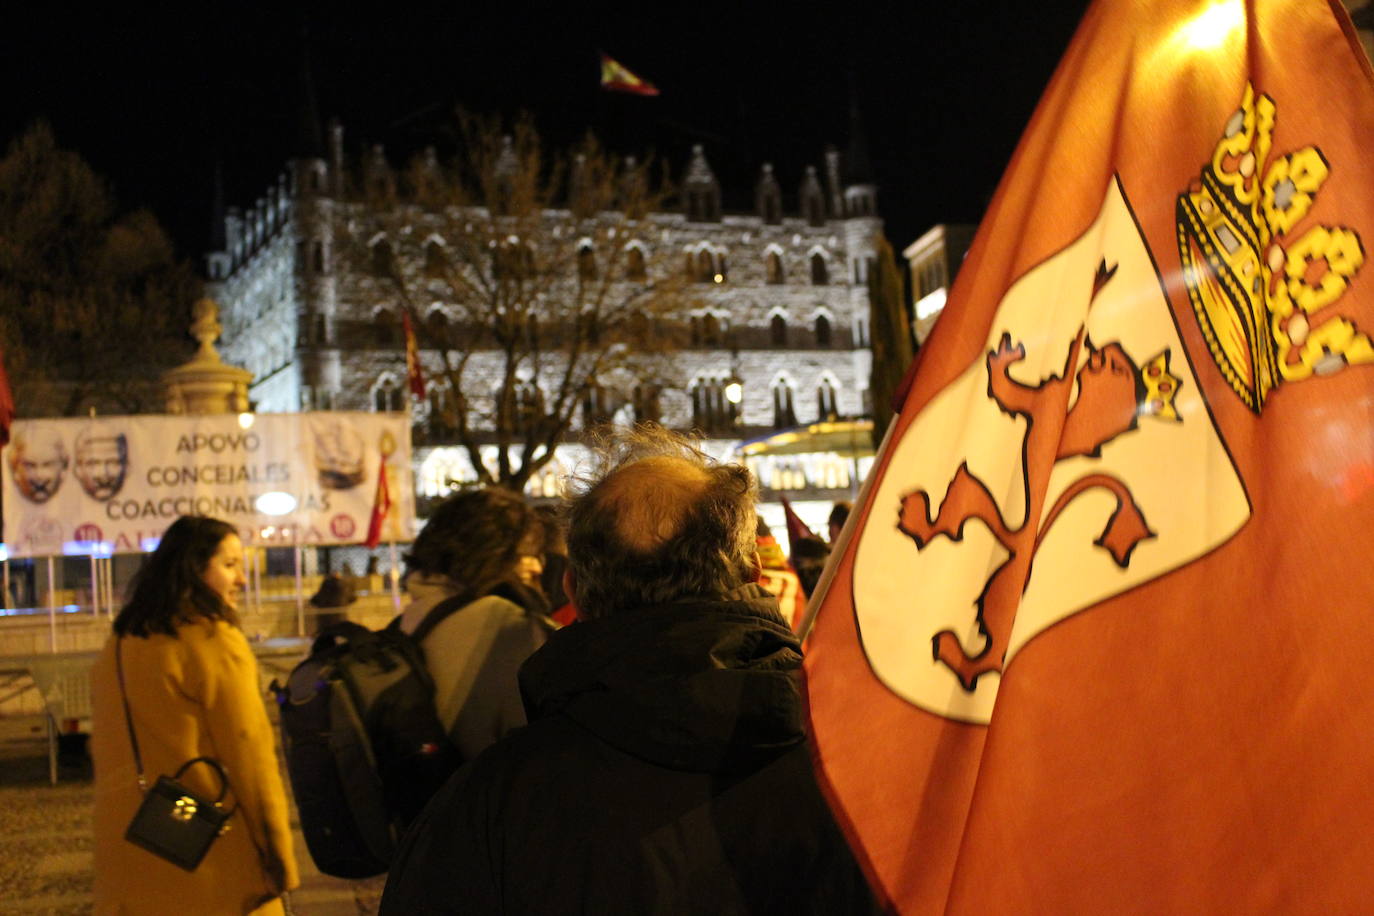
[381,426,880,915]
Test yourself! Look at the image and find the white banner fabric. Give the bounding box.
[1,412,414,557]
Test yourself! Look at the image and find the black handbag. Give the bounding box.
[117,638,238,871]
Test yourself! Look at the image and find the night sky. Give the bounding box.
[4,2,1093,268]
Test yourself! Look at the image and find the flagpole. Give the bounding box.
[794,414,897,641]
[2,556,9,610]
[250,538,261,619]
[89,553,99,617]
[46,554,56,653]
[294,528,305,637]
[388,540,401,612]
[106,556,115,618]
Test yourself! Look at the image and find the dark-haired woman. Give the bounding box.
[91,516,299,915]
[398,486,556,762]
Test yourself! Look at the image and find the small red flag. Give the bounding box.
[402,310,426,400]
[599,53,660,97]
[0,349,13,448]
[779,495,816,549]
[364,450,392,549]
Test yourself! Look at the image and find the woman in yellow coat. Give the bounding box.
[92,516,299,915]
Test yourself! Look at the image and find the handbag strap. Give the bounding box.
[117,637,241,818]
[115,636,148,792]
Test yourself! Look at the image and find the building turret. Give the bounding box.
[823,147,845,219]
[842,92,878,218]
[683,145,721,223]
[755,163,782,225]
[364,144,394,199]
[799,165,826,227]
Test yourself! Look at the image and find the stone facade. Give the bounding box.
[206,126,881,525]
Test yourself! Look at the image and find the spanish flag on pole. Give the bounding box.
[599,53,660,96]
[364,442,393,550]
[803,1,1374,912]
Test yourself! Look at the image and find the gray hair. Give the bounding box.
[565,424,758,618]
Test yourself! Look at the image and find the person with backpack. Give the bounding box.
[91,515,299,915]
[398,486,557,761]
[380,427,879,915]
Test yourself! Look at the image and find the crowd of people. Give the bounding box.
[90,425,875,914]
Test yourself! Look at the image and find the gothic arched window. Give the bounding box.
[425,240,446,277]
[810,252,829,286]
[578,244,598,281]
[817,378,839,421]
[373,378,404,412]
[626,246,647,281]
[633,384,661,423]
[375,309,400,347]
[766,251,784,285]
[770,314,788,347]
[772,382,797,429]
[814,314,832,348]
[696,249,714,284]
[371,240,394,277]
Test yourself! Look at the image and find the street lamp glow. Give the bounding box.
[255,491,297,516]
[724,381,744,404]
[238,412,255,429]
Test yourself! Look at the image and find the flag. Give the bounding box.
[756,533,806,629]
[803,1,1374,912]
[0,349,13,448]
[402,310,426,400]
[599,53,660,96]
[780,494,816,548]
[364,449,392,549]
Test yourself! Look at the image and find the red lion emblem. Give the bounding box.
[898,262,1173,690]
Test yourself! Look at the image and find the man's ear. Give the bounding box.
[562,568,581,620]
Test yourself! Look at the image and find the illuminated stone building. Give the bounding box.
[206,124,881,536]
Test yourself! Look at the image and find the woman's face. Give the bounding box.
[202,534,247,610]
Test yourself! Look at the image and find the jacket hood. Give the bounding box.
[518,584,804,772]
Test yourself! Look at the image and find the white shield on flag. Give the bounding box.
[852,176,1250,723]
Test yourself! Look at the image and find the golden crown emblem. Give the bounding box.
[1176,83,1368,413]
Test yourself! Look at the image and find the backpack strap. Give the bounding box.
[311,619,374,656]
[406,593,476,644]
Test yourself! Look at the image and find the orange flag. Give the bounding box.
[803,2,1374,912]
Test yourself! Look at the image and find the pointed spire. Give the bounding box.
[684,144,717,187]
[494,135,518,178]
[800,165,826,227]
[683,145,721,222]
[755,163,782,225]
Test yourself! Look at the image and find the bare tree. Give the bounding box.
[336,114,692,492]
[0,123,201,417]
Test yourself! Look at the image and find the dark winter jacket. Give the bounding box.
[380,584,882,915]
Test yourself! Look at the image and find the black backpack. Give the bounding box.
[272,598,468,878]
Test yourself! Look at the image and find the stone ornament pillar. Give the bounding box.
[161,298,254,414]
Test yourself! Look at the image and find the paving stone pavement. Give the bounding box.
[0,754,386,915]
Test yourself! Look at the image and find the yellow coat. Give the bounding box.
[91,618,300,915]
